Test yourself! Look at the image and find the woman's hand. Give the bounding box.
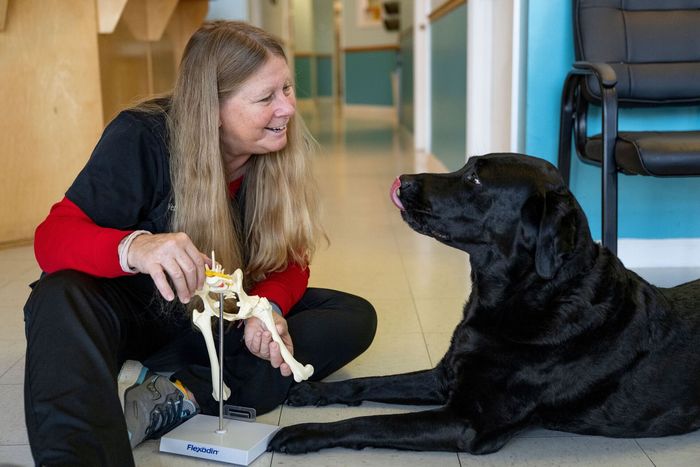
[127,232,211,303]
[244,314,294,378]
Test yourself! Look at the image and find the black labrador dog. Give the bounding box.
[269,153,700,455]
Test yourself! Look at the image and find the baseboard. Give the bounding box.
[0,237,33,250]
[296,98,316,113]
[343,104,397,121]
[618,238,700,268]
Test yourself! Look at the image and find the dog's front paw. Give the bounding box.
[287,381,328,406]
[268,424,325,454]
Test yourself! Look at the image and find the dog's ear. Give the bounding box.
[534,190,577,280]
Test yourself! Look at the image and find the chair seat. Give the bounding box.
[584,130,700,176]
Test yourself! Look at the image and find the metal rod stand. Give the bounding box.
[216,292,226,434]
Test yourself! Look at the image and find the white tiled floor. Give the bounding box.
[2,103,700,466]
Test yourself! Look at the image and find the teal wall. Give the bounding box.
[430,3,467,171]
[525,0,700,240]
[345,50,396,106]
[316,56,333,97]
[294,56,313,99]
[399,29,414,132]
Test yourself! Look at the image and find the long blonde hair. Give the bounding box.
[135,21,324,285]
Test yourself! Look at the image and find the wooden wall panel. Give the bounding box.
[0,0,208,246]
[152,0,210,95]
[0,0,103,245]
[162,0,210,73]
[97,0,129,33]
[98,18,151,122]
[98,0,208,122]
[0,0,8,31]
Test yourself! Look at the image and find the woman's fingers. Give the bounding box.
[161,257,193,303]
[273,316,294,356]
[269,342,283,368]
[269,342,292,377]
[242,316,295,378]
[254,331,264,355]
[128,232,208,302]
[280,363,291,377]
[149,267,175,302]
[173,249,203,301]
[259,331,271,358]
[187,244,212,292]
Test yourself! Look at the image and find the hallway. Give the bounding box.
[1,104,699,466]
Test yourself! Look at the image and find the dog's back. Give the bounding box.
[530,243,700,437]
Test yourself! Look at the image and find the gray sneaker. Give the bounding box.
[118,360,198,448]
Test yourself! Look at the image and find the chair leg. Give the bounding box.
[602,165,618,255]
[600,87,619,255]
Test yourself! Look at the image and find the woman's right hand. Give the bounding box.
[127,232,211,303]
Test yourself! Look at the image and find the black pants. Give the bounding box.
[23,270,376,467]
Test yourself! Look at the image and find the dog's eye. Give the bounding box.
[466,172,481,185]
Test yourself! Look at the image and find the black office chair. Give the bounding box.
[558,0,700,255]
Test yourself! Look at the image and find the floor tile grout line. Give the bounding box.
[0,354,24,380]
[634,439,658,467]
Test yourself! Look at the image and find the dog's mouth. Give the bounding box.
[427,227,450,242]
[391,177,450,242]
[402,211,451,242]
[390,177,404,210]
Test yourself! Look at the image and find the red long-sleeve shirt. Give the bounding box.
[34,181,309,315]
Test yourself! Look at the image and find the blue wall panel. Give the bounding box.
[525,0,700,240]
[294,56,313,99]
[345,50,396,106]
[316,56,333,97]
[430,3,467,171]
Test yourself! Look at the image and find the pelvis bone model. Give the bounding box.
[191,254,314,402]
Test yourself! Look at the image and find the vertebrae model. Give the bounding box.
[191,254,314,402]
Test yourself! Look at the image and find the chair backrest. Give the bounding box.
[575,0,700,104]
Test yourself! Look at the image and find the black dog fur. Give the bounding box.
[268,153,700,455]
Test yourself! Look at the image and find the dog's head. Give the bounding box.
[391,153,591,280]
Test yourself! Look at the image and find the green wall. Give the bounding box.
[294,56,313,99]
[345,50,397,106]
[316,56,333,97]
[430,3,467,171]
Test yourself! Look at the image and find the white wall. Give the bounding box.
[466,0,525,157]
[293,0,314,52]
[313,0,334,54]
[341,0,399,47]
[206,0,248,20]
[250,0,291,49]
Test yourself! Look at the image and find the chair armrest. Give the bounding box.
[561,61,619,186]
[572,61,617,88]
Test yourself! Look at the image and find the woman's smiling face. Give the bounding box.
[219,54,296,161]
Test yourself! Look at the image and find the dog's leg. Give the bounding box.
[269,407,512,454]
[287,367,448,407]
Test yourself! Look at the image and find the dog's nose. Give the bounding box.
[390,177,405,211]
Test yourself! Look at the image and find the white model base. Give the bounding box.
[159,414,279,465]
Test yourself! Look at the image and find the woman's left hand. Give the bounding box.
[243,313,294,378]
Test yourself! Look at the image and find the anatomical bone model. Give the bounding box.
[191,254,314,402]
